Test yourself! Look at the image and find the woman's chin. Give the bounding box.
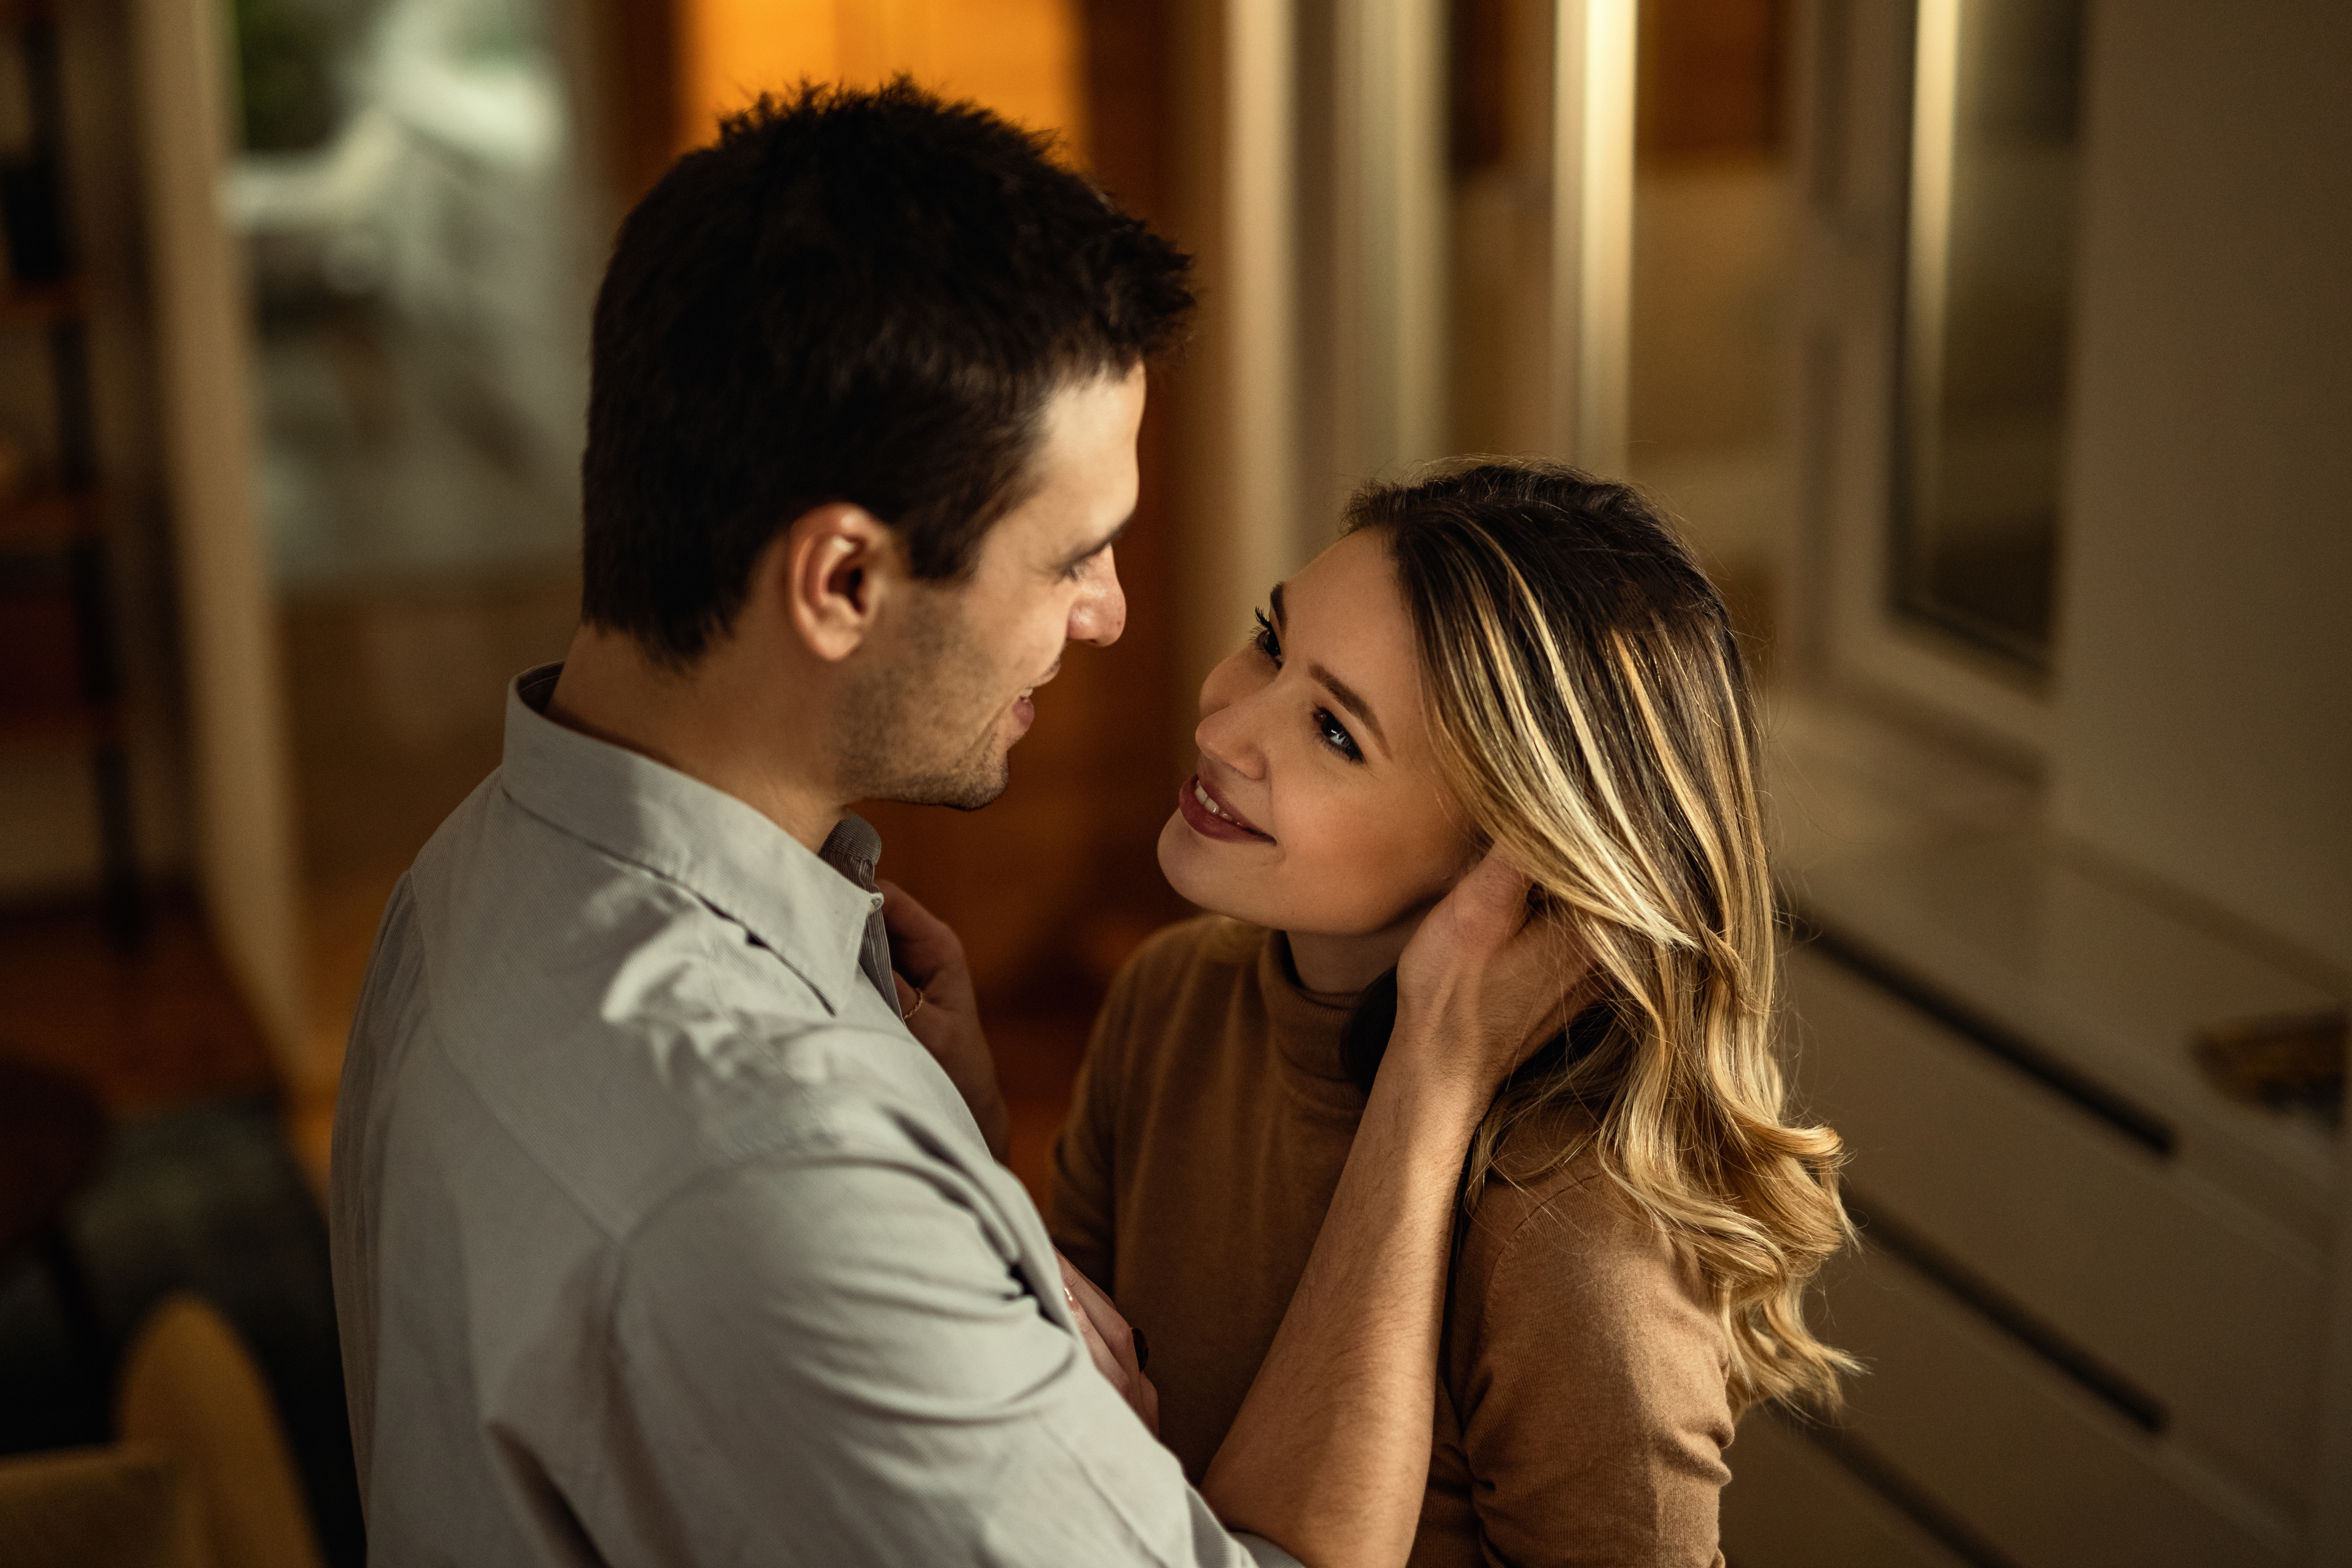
[1157,813,1250,920]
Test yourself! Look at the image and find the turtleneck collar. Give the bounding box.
[1255,930,1368,1107]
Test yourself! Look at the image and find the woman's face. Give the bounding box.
[1157,529,1477,975]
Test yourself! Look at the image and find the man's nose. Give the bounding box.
[1068,548,1127,647]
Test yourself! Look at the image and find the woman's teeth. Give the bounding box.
[1194,780,1238,822]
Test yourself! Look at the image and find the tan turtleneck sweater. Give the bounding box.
[1050,917,1733,1568]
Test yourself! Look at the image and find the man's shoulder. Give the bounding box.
[352,784,958,1239]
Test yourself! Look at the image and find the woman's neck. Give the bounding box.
[1285,918,1425,994]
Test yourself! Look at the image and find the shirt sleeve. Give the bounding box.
[1446,1180,1736,1568]
[595,1118,1266,1568]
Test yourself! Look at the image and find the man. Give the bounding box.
[331,83,1565,1567]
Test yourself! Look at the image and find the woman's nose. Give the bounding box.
[1194,657,1267,780]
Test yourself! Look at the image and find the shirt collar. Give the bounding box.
[497,663,882,1015]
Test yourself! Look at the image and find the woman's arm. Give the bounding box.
[1202,854,1590,1568]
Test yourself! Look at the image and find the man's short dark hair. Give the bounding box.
[580,80,1194,665]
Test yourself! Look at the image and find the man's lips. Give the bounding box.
[1006,659,1060,738]
[1176,770,1273,843]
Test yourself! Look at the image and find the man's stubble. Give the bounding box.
[835,588,1015,812]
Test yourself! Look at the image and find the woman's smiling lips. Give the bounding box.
[1176,769,1274,844]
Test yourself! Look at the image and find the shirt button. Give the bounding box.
[869,894,884,910]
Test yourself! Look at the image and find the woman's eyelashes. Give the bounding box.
[1314,708,1364,762]
[1252,606,1282,664]
[1254,608,1364,764]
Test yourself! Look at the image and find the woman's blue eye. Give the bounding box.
[1252,607,1282,664]
[1255,609,1358,762]
[1315,708,1363,762]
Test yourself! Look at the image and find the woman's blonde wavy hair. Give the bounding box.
[1343,458,1856,1415]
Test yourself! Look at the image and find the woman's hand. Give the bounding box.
[878,879,1011,1161]
[1058,1250,1159,1436]
[1389,849,1593,1112]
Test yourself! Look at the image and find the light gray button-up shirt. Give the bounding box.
[330,664,1294,1567]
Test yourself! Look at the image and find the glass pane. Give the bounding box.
[1895,0,2084,671]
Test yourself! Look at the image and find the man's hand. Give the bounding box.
[879,879,1011,1161]
[1388,849,1594,1110]
[1058,1251,1159,1436]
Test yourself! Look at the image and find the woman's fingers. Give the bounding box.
[1393,847,1595,1094]
[1443,847,1540,948]
[1057,1251,1159,1435]
[878,879,969,996]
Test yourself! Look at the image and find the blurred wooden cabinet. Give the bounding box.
[1725,828,2341,1568]
[1,0,141,941]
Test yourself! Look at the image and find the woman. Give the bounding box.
[1048,461,1855,1566]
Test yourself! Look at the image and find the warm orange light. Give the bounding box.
[677,0,1085,160]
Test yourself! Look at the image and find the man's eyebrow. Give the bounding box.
[1056,516,1130,573]
[1310,662,1388,755]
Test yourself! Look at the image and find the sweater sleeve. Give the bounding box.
[1047,955,1140,1292]
[1446,1174,1734,1568]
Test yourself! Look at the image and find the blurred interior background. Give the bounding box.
[0,0,2344,1564]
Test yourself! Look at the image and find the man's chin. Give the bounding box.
[894,756,1011,813]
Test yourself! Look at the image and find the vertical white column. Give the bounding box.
[1335,0,1448,481]
[1550,0,1636,476]
[1217,0,1299,629]
[131,0,308,1069]
[1900,0,1961,546]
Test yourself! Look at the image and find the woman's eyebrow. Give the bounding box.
[1272,582,1388,753]
[1309,663,1388,753]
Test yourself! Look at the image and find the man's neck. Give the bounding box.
[547,622,849,852]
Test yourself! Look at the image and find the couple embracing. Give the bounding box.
[330,82,1853,1568]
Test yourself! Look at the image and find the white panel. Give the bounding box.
[2049,0,2352,982]
[1823,1247,2298,1568]
[1333,0,1448,478]
[1796,834,2339,1244]
[1792,945,2324,1516]
[132,0,308,1067]
[1722,1407,1971,1568]
[1550,0,1633,475]
[1223,0,1299,586]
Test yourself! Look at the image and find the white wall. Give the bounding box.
[2051,0,2352,985]
[134,0,308,1066]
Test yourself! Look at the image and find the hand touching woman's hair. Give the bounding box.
[1344,459,1857,1416]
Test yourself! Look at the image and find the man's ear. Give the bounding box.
[767,502,904,663]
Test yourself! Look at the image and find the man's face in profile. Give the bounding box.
[837,365,1145,809]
